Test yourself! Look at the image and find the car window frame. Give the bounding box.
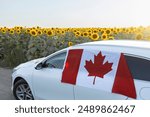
[43,50,67,70]
[124,53,150,82]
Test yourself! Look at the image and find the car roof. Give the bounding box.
[77,40,150,49]
[47,40,150,62]
[68,40,150,59]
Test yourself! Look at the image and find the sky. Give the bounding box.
[0,0,150,27]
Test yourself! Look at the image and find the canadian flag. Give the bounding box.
[61,49,136,99]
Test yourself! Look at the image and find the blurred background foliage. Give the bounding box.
[0,26,150,68]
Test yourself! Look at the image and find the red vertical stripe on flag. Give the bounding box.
[61,49,83,85]
[112,53,137,99]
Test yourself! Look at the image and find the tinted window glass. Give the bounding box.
[125,55,150,82]
[46,52,67,69]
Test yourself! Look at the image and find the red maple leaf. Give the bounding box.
[84,51,113,85]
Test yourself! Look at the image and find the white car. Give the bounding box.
[12,40,150,100]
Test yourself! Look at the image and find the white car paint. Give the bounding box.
[33,68,74,99]
[12,40,150,100]
[140,87,150,100]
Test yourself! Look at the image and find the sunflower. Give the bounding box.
[75,31,81,37]
[129,27,134,32]
[26,29,31,33]
[68,41,73,47]
[101,33,108,40]
[56,30,60,34]
[16,29,21,34]
[88,29,92,33]
[73,29,77,33]
[122,28,126,32]
[113,30,118,34]
[83,32,88,37]
[9,29,14,34]
[101,29,105,34]
[116,28,121,33]
[37,30,42,35]
[20,27,23,30]
[36,26,40,29]
[136,33,143,40]
[98,29,102,32]
[88,32,92,37]
[16,27,20,30]
[90,33,99,41]
[124,29,129,34]
[1,29,6,33]
[105,29,111,35]
[46,30,53,36]
[110,28,114,32]
[60,30,65,35]
[93,29,98,33]
[43,30,47,34]
[30,29,37,36]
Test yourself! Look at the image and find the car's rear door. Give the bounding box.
[74,52,150,100]
[74,85,128,100]
[70,49,128,100]
[32,51,74,99]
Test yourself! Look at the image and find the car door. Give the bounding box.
[32,51,74,100]
[72,49,128,100]
[74,52,150,100]
[74,85,128,100]
[125,55,150,100]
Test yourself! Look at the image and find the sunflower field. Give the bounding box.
[0,26,150,68]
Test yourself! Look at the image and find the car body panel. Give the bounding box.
[140,87,150,100]
[32,68,74,99]
[74,85,127,100]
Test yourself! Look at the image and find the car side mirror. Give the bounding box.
[35,62,48,70]
[35,63,43,70]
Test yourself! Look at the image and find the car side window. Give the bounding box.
[45,52,67,69]
[125,55,150,82]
